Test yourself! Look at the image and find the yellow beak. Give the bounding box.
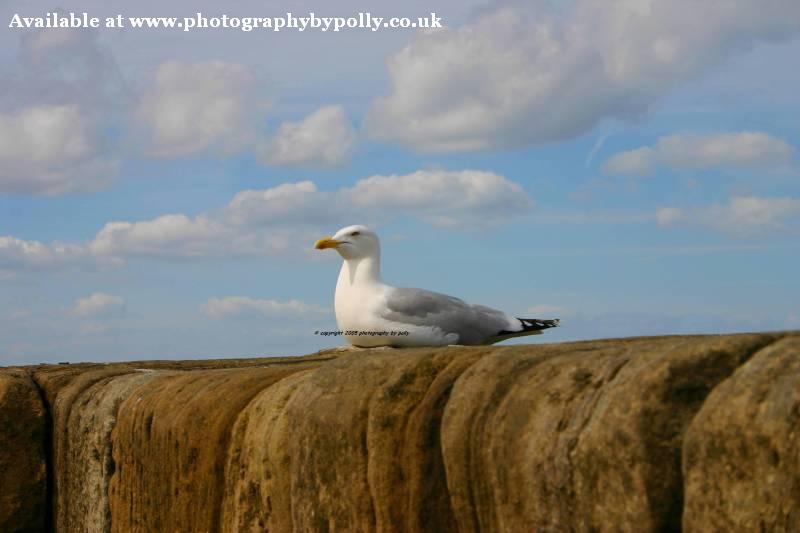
[314,236,341,250]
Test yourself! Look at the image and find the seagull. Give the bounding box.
[314,225,559,347]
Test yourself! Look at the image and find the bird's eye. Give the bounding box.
[351,231,360,236]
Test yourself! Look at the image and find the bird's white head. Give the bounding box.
[314,224,380,261]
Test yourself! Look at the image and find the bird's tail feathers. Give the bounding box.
[518,318,560,332]
[489,317,559,343]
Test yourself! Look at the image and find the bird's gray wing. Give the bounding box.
[381,287,513,345]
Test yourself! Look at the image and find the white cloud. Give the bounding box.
[657,196,800,236]
[71,292,125,317]
[345,170,532,227]
[367,3,800,152]
[89,214,230,259]
[0,25,127,196]
[4,25,128,112]
[226,170,532,229]
[602,147,657,176]
[0,105,118,195]
[225,181,334,226]
[1,170,532,270]
[90,170,530,260]
[0,236,86,271]
[658,132,795,168]
[90,214,301,260]
[138,61,261,157]
[604,132,795,176]
[204,297,327,318]
[258,106,355,167]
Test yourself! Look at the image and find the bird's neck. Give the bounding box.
[339,255,382,287]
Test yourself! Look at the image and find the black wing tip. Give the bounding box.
[517,318,560,331]
[495,318,560,337]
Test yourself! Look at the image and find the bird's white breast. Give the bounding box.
[334,261,394,347]
[334,263,460,348]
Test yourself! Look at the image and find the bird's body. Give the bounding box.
[316,225,558,348]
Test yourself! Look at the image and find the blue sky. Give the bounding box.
[1,0,799,365]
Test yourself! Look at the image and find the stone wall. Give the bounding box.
[1,333,798,532]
